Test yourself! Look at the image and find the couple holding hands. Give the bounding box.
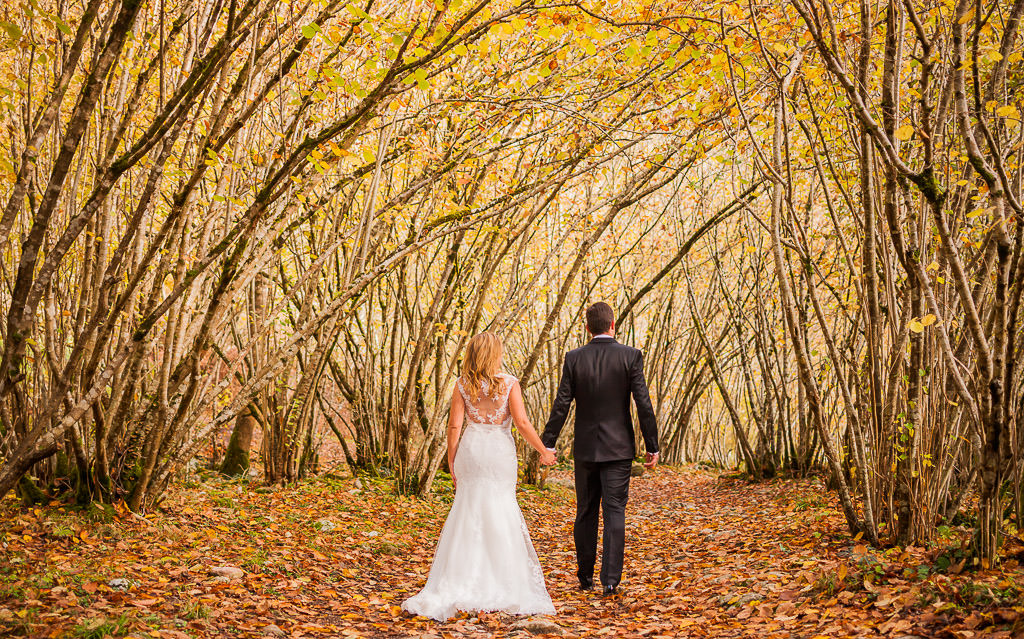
[402,302,659,621]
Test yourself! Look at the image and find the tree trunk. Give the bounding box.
[220,407,257,477]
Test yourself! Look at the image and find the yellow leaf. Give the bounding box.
[894,125,914,141]
[909,319,924,333]
[921,314,937,327]
[995,105,1018,118]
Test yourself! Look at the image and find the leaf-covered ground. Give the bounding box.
[2,466,1023,638]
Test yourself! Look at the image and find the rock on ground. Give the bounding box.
[546,477,575,490]
[512,617,563,635]
[314,518,336,532]
[210,566,244,581]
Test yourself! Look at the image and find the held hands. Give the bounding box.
[643,451,659,469]
[539,448,557,466]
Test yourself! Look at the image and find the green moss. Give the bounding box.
[219,434,251,478]
[16,475,47,506]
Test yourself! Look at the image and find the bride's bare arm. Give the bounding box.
[509,382,556,465]
[447,387,465,485]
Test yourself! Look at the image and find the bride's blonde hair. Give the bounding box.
[461,332,506,401]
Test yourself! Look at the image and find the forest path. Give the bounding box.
[334,467,991,638]
[506,468,926,638]
[2,467,1018,638]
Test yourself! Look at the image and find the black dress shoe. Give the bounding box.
[603,585,618,597]
[579,581,594,591]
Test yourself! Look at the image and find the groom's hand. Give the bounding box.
[643,451,659,469]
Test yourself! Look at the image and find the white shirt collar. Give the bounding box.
[592,334,615,340]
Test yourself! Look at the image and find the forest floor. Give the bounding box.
[2,465,1023,638]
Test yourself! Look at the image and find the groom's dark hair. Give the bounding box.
[586,302,614,335]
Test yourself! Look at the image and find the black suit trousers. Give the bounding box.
[573,458,632,589]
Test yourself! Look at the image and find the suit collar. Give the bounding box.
[588,335,617,344]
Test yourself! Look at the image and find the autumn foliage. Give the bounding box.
[0,0,1022,634]
[3,467,1024,636]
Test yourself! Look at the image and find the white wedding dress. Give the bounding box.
[402,374,555,621]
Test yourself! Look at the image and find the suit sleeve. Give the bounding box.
[541,356,574,448]
[630,350,659,454]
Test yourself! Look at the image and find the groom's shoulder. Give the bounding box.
[566,341,639,357]
[611,342,643,360]
[618,343,642,356]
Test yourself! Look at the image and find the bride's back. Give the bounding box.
[457,374,513,425]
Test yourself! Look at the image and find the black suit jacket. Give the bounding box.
[541,337,658,462]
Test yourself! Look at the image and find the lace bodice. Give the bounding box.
[456,374,516,425]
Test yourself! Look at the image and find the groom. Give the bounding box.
[541,302,659,596]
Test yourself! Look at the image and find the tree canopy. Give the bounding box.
[0,0,1021,567]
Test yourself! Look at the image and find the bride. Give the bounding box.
[402,332,557,621]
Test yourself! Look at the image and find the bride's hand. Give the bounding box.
[540,449,557,466]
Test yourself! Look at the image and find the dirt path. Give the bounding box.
[507,469,931,638]
[2,467,1020,638]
